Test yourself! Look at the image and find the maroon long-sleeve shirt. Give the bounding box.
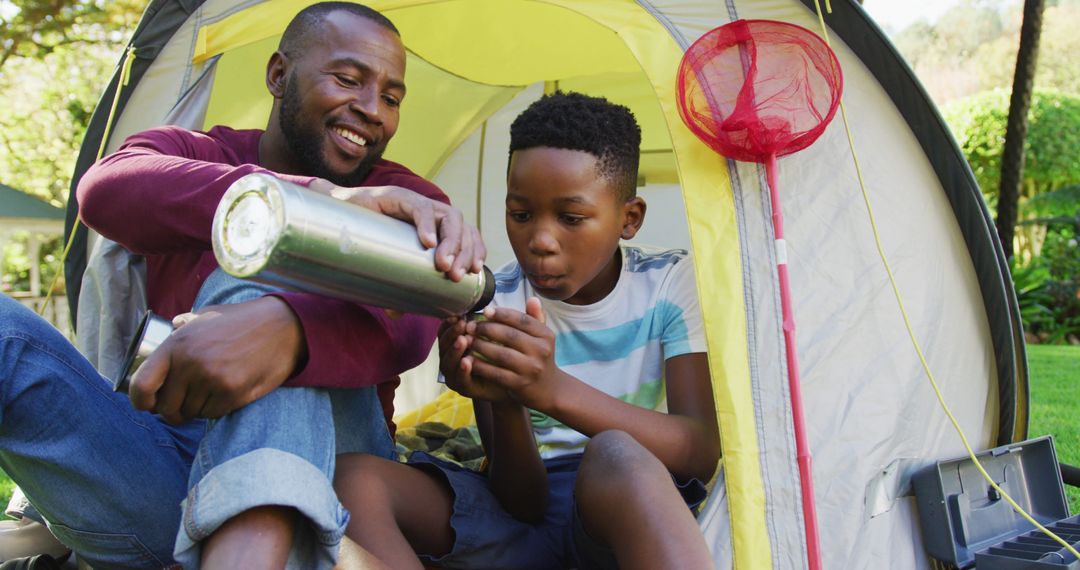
[78,125,447,423]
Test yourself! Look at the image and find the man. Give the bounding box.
[0,3,481,568]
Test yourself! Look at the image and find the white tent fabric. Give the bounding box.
[710,6,998,569]
[64,1,1023,568]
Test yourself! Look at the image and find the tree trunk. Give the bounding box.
[997,0,1046,260]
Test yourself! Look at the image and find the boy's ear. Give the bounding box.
[266,51,289,99]
[620,197,646,240]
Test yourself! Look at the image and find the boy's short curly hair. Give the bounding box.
[509,92,641,202]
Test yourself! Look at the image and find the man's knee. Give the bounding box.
[0,295,52,340]
[203,387,334,453]
[193,268,281,309]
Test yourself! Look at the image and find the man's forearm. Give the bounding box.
[77,133,313,255]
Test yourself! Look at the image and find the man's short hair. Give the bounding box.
[509,91,641,202]
[280,2,400,58]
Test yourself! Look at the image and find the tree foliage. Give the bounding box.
[1012,185,1080,344]
[0,47,110,205]
[0,233,62,293]
[947,90,1080,342]
[976,2,1080,96]
[890,0,1080,104]
[0,0,144,295]
[995,0,1046,258]
[0,0,144,68]
[944,89,1080,208]
[0,0,144,205]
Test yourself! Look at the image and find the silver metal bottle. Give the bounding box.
[211,173,495,317]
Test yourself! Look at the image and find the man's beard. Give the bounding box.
[278,75,383,187]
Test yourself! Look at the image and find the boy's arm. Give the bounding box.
[442,319,549,522]
[473,400,549,523]
[467,306,720,483]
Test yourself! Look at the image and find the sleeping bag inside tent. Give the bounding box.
[63,1,1027,568]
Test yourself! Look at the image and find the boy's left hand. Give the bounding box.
[466,298,565,412]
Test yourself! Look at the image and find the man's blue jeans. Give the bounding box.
[0,270,396,569]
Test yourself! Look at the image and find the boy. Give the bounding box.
[335,92,720,569]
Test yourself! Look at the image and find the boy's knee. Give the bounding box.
[576,432,673,541]
[583,430,650,468]
[579,430,665,493]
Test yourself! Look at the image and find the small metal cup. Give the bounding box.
[114,310,174,393]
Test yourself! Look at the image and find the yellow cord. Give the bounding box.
[39,46,137,319]
[811,1,1080,560]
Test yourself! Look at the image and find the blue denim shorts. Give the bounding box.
[408,451,707,569]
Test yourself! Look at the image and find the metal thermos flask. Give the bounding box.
[211,173,495,317]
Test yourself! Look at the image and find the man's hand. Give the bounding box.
[129,296,307,424]
[465,299,565,411]
[310,181,485,282]
[437,316,511,403]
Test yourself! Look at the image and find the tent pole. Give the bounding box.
[475,121,487,233]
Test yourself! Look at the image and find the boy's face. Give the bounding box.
[505,147,643,305]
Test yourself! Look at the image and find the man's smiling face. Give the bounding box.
[276,12,406,186]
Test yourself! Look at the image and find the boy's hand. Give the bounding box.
[309,180,485,282]
[467,298,564,411]
[437,317,511,402]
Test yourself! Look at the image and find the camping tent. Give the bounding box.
[62,1,1028,568]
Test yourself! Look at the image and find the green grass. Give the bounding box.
[1026,344,1080,514]
[0,346,1074,517]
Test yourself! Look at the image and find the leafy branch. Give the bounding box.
[0,0,141,70]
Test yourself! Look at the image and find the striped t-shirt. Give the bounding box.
[491,245,706,459]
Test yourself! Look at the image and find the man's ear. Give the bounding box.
[266,51,289,99]
[621,196,646,240]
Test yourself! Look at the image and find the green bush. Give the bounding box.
[1011,257,1080,344]
[944,89,1080,211]
[948,92,1080,343]
[1010,185,1080,344]
[0,233,64,295]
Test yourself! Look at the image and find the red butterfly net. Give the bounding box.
[676,19,842,163]
[676,19,843,570]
